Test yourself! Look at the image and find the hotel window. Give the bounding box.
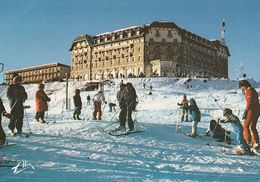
[155,30,160,38]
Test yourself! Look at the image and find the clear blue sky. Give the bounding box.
[0,0,260,81]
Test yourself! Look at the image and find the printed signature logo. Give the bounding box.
[11,160,35,175]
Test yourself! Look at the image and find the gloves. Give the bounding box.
[217,118,225,123]
[104,101,107,104]
[177,103,181,106]
[242,111,247,120]
[2,112,11,119]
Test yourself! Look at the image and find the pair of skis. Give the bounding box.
[108,129,144,136]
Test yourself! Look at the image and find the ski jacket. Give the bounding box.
[178,98,189,111]
[187,99,201,122]
[0,98,6,123]
[73,95,82,109]
[245,87,260,113]
[7,83,27,111]
[122,86,138,110]
[220,114,243,132]
[117,89,126,108]
[93,92,106,103]
[36,89,50,112]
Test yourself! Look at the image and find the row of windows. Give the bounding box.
[5,67,61,78]
[93,30,141,44]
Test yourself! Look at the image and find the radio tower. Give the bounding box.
[221,19,225,44]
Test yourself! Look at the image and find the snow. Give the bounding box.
[0,77,260,181]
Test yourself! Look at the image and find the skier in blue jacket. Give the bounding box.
[219,108,250,153]
[187,98,201,137]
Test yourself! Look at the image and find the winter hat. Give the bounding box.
[239,80,251,88]
[12,73,19,79]
[75,89,80,94]
[223,108,232,116]
[38,83,45,89]
[13,75,22,82]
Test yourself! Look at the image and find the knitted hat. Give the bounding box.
[223,108,232,116]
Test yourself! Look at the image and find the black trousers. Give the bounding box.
[35,111,45,121]
[9,110,24,133]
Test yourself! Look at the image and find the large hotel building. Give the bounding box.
[70,21,230,80]
[4,62,70,84]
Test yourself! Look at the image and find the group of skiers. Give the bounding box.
[177,79,259,153]
[0,74,259,154]
[71,81,138,133]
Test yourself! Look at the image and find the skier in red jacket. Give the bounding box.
[239,80,260,150]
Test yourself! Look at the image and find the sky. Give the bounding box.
[0,0,260,82]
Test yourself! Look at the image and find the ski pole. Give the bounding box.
[23,107,32,134]
[175,108,182,134]
[109,108,120,122]
[2,100,18,125]
[102,102,107,112]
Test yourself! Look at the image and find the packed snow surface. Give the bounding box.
[0,77,260,181]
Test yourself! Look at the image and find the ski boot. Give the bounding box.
[76,115,82,120]
[38,118,46,124]
[187,132,197,138]
[114,126,126,132]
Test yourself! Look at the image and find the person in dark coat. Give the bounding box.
[205,119,231,144]
[87,95,91,105]
[187,98,200,137]
[115,83,127,131]
[7,75,27,135]
[73,89,82,120]
[123,82,138,131]
[0,98,11,146]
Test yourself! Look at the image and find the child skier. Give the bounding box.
[177,95,189,122]
[219,108,250,154]
[205,119,231,144]
[92,90,106,120]
[73,89,82,120]
[35,83,51,123]
[87,95,91,105]
[187,98,201,137]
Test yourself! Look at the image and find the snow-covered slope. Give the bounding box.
[0,78,259,181]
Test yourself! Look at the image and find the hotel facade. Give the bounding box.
[4,62,70,84]
[69,21,230,80]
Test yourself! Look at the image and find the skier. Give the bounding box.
[7,75,27,135]
[177,95,189,122]
[35,83,51,123]
[0,98,11,146]
[92,90,107,120]
[150,84,153,91]
[122,82,138,132]
[187,98,200,137]
[205,119,231,144]
[219,108,250,154]
[73,89,82,120]
[108,103,116,112]
[115,83,127,131]
[239,80,260,150]
[87,95,91,105]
